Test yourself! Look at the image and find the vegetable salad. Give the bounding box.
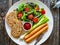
[17,2,46,23]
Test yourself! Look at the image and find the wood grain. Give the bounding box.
[0,0,59,45]
[9,0,12,8]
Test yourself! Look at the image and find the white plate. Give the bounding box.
[5,0,53,45]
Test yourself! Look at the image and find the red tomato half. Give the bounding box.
[25,7,29,12]
[28,14,34,20]
[41,10,46,14]
[17,12,23,18]
[33,17,38,23]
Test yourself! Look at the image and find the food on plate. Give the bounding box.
[28,14,34,20]
[6,2,49,43]
[33,17,38,23]
[24,24,48,43]
[25,7,29,12]
[41,9,46,14]
[35,6,39,11]
[17,2,46,22]
[6,10,22,38]
[17,12,23,18]
[18,3,25,12]
[24,23,47,40]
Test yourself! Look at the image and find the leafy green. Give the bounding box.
[27,9,34,14]
[34,11,41,16]
[18,3,25,12]
[27,2,38,8]
[27,9,41,17]
[21,12,29,21]
[41,8,44,10]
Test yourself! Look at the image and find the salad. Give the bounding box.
[17,2,46,22]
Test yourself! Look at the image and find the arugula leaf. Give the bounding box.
[18,3,25,12]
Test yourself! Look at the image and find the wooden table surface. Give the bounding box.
[0,0,59,45]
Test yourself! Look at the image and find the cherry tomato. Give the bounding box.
[33,17,38,23]
[41,10,46,14]
[28,14,34,20]
[17,12,23,18]
[25,7,29,12]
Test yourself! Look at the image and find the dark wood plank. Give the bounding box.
[0,0,10,45]
[9,0,12,8]
[12,0,19,4]
[41,0,59,45]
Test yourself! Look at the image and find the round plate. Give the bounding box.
[5,0,53,45]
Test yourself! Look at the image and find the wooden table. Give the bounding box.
[0,0,59,45]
